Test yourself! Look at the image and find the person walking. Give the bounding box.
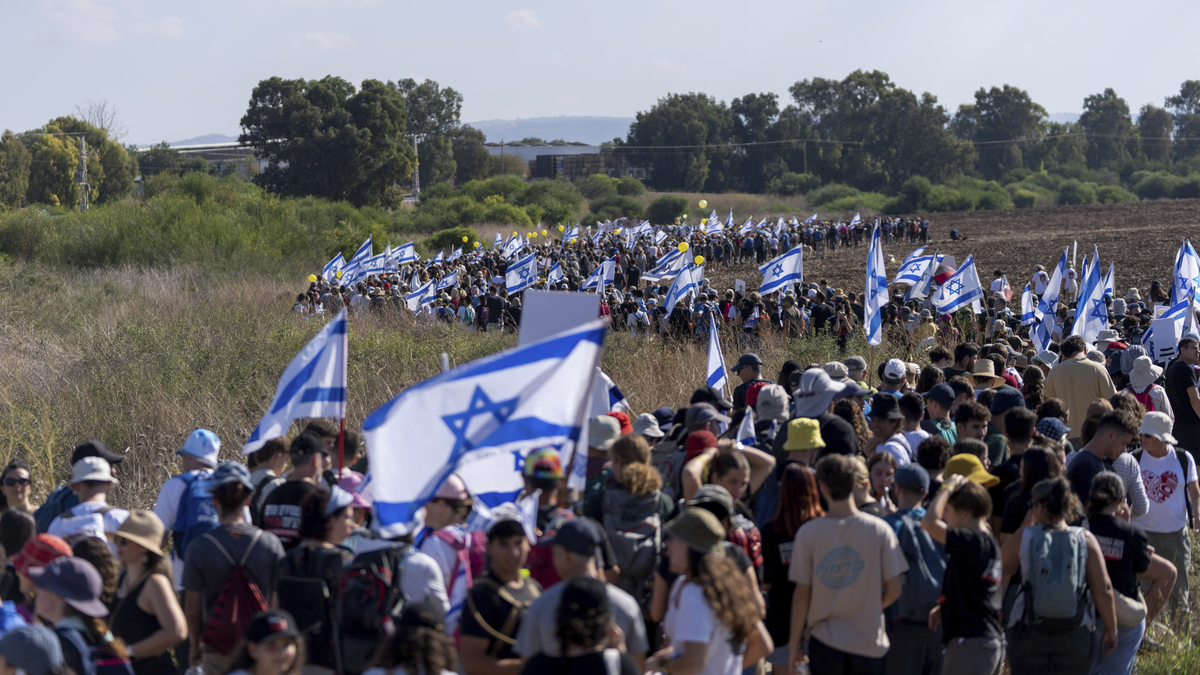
[1046,336,1118,449]
[223,610,306,675]
[1165,336,1200,462]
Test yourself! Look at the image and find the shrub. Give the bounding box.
[805,183,860,208]
[481,198,533,227]
[1056,179,1097,205]
[1012,189,1039,209]
[576,174,617,200]
[422,227,480,256]
[515,179,585,225]
[587,194,645,222]
[1095,185,1137,204]
[646,195,688,224]
[1171,174,1200,199]
[1133,172,1178,200]
[614,176,646,197]
[823,192,887,213]
[765,172,821,196]
[460,174,527,203]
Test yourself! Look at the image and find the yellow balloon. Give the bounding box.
[699,199,707,209]
[308,274,317,282]
[462,236,468,243]
[336,270,342,279]
[682,214,688,220]
[558,225,565,232]
[678,242,689,252]
[512,231,518,237]
[541,229,548,237]
[569,238,577,244]
[474,241,481,248]
[694,256,705,265]
[531,232,538,238]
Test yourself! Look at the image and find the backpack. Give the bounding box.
[277,546,347,672]
[601,486,662,612]
[1125,385,1156,413]
[464,573,542,658]
[199,530,271,655]
[1021,525,1089,632]
[431,529,487,597]
[338,543,412,674]
[172,473,221,559]
[34,485,79,534]
[888,511,947,623]
[462,305,475,325]
[1132,448,1194,522]
[526,508,573,589]
[55,627,135,675]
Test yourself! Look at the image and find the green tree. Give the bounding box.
[646,194,688,224]
[576,174,616,199]
[1078,88,1133,167]
[0,130,31,208]
[391,79,463,188]
[1137,104,1173,163]
[25,133,80,207]
[29,116,134,205]
[730,92,779,191]
[95,138,136,203]
[487,153,527,178]
[952,85,1047,179]
[1165,81,1200,159]
[240,76,415,207]
[867,89,975,189]
[619,93,733,191]
[416,136,457,189]
[451,125,490,183]
[135,142,180,176]
[515,178,584,225]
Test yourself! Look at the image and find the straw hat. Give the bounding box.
[971,360,1006,389]
[106,510,165,553]
[1128,356,1163,390]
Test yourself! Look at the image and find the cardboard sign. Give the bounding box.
[518,290,601,346]
[1152,316,1181,363]
[734,279,747,295]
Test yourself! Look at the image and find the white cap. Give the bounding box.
[70,457,118,485]
[178,429,220,468]
[883,358,907,381]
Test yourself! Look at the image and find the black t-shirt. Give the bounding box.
[460,570,542,660]
[770,412,860,461]
[859,501,889,519]
[811,303,834,333]
[1166,359,1200,432]
[733,377,771,409]
[1087,514,1151,599]
[760,521,796,645]
[941,528,1003,643]
[1001,488,1031,535]
[522,650,640,675]
[989,456,1021,519]
[1067,450,1107,508]
[486,296,505,322]
[262,480,319,551]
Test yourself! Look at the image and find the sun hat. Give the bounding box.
[28,557,108,618]
[783,418,826,452]
[10,534,73,577]
[684,430,719,462]
[690,385,734,411]
[178,429,220,468]
[665,508,726,556]
[245,609,302,644]
[433,473,469,501]
[1033,351,1059,368]
[653,406,676,432]
[1036,417,1071,440]
[793,369,868,418]
[210,461,254,492]
[632,413,666,439]
[1139,411,1178,445]
[588,415,623,451]
[685,403,731,427]
[324,485,355,516]
[69,457,117,485]
[883,359,907,381]
[971,360,1006,388]
[1128,356,1163,390]
[944,454,999,488]
[1085,349,1106,364]
[337,472,371,509]
[106,510,165,553]
[1121,345,1149,375]
[523,447,564,479]
[822,361,852,382]
[1125,288,1141,302]
[0,626,64,675]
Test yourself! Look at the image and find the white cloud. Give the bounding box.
[507,9,539,27]
[289,32,355,51]
[653,57,686,75]
[44,0,120,46]
[130,17,183,38]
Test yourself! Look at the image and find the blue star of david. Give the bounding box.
[773,264,784,276]
[441,386,520,455]
[519,266,530,279]
[1090,298,1107,321]
[946,278,964,295]
[904,262,921,274]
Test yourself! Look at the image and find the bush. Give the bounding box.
[765,172,821,196]
[422,227,480,256]
[576,174,617,200]
[587,194,645,222]
[647,195,688,224]
[892,176,932,213]
[614,176,646,197]
[1012,189,1039,209]
[1056,179,1097,205]
[481,197,533,227]
[1096,185,1137,204]
[461,175,527,203]
[823,192,887,213]
[805,183,860,208]
[515,179,585,225]
[1172,174,1200,199]
[1133,172,1178,200]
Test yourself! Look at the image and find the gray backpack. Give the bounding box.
[1021,525,1089,632]
[601,486,662,611]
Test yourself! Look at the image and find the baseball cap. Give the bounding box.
[10,534,73,577]
[689,485,734,520]
[883,359,907,381]
[71,440,124,466]
[245,609,302,644]
[179,429,221,468]
[922,383,956,407]
[894,465,930,495]
[523,447,564,480]
[589,416,623,451]
[210,461,254,492]
[289,431,326,456]
[324,485,355,516]
[844,355,868,375]
[337,472,372,509]
[734,353,763,371]
[69,457,117,485]
[632,413,665,439]
[990,389,1025,415]
[690,386,733,411]
[1036,417,1071,440]
[28,557,108,618]
[559,577,609,624]
[0,626,64,675]
[544,518,603,556]
[653,406,676,431]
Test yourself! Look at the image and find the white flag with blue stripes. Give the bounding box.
[581,258,616,291]
[864,223,888,346]
[850,212,862,227]
[494,232,503,249]
[505,253,538,294]
[348,237,373,265]
[1020,284,1037,325]
[322,253,345,284]
[739,217,755,236]
[737,408,756,446]
[1038,247,1069,318]
[1143,299,1190,355]
[363,320,606,534]
[394,241,418,265]
[448,246,462,262]
[892,254,943,286]
[706,312,727,392]
[436,271,459,291]
[643,248,687,282]
[243,310,348,455]
[546,262,564,287]
[663,263,697,310]
[564,224,580,242]
[655,229,668,245]
[932,255,985,315]
[804,212,818,225]
[758,247,804,295]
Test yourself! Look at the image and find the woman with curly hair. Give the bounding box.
[224,610,305,675]
[831,399,870,450]
[520,577,640,675]
[1022,365,1046,409]
[648,508,772,675]
[915,364,945,394]
[363,602,457,675]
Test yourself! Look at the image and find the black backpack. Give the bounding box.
[277,546,346,673]
[338,543,412,675]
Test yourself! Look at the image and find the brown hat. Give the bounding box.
[106,509,165,553]
[665,508,726,556]
[971,360,1005,389]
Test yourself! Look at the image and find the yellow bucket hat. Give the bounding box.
[783,418,826,452]
[944,453,999,487]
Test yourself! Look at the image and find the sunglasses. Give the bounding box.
[2,477,30,487]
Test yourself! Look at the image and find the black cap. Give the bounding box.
[922,383,955,407]
[71,440,124,466]
[559,576,609,622]
[246,609,301,644]
[397,600,446,633]
[690,386,733,411]
[290,430,326,456]
[544,518,603,556]
[868,393,903,420]
[734,353,763,370]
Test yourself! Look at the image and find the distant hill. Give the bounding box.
[1048,112,1080,125]
[465,116,634,146]
[134,133,239,149]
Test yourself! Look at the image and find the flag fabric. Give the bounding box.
[743,315,758,330]
[758,247,804,295]
[901,247,927,266]
[1102,263,1114,299]
[564,224,580,241]
[493,232,503,249]
[546,262,564,287]
[1020,284,1037,325]
[705,312,727,391]
[850,212,862,227]
[1174,240,1200,308]
[436,271,459,291]
[739,217,755,236]
[362,319,606,533]
[804,213,818,225]
[502,236,522,259]
[663,263,697,310]
[642,248,687,282]
[904,249,937,302]
[1038,247,1069,318]
[405,280,436,312]
[1000,274,1012,302]
[892,254,943,286]
[505,253,539,294]
[244,310,348,455]
[932,255,985,315]
[448,247,462,262]
[864,223,888,346]
[580,257,616,291]
[1143,300,1190,355]
[596,370,630,413]
[1071,247,1106,343]
[394,242,418,265]
[322,254,345,284]
[655,229,668,245]
[348,237,373,265]
[737,408,756,446]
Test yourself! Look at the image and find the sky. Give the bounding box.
[4,0,1199,145]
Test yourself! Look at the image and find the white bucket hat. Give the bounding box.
[1139,411,1178,446]
[1128,356,1163,390]
[70,457,118,485]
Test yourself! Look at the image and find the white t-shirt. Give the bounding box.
[1135,448,1198,533]
[153,470,212,590]
[904,429,930,455]
[879,434,912,466]
[47,501,129,553]
[663,578,740,675]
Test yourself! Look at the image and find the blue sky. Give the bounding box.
[4,0,1198,145]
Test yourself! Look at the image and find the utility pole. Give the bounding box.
[76,136,90,212]
[803,141,807,175]
[410,135,420,197]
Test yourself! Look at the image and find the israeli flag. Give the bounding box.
[1071,247,1107,343]
[706,313,727,391]
[902,247,927,266]
[546,262,564,287]
[864,223,888,346]
[706,215,724,236]
[739,217,756,236]
[904,249,937,302]
[448,247,462,262]
[363,320,606,534]
[322,253,345,284]
[494,232,503,249]
[1174,239,1200,308]
[244,310,348,455]
[436,271,459,292]
[804,212,818,225]
[505,253,538,294]
[394,242,418,265]
[564,224,580,242]
[348,237,373,265]
[404,280,435,312]
[737,408,756,446]
[433,249,445,265]
[655,229,668,245]
[932,255,985,315]
[581,257,616,291]
[663,263,697,310]
[595,370,630,413]
[502,235,523,259]
[1038,247,1069,318]
[1102,263,1114,299]
[744,315,758,330]
[591,230,605,246]
[759,247,804,295]
[850,212,862,227]
[892,255,944,286]
[1020,284,1037,325]
[643,248,687,282]
[1143,299,1190,354]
